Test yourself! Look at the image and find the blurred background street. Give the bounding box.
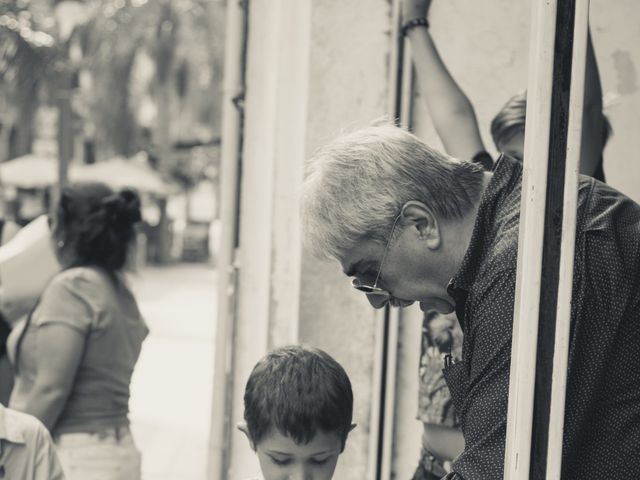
[129,262,217,480]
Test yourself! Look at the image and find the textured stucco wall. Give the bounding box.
[228,1,392,479]
[591,0,640,202]
[299,2,392,479]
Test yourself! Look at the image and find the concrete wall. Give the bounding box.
[225,1,392,479]
[299,1,392,479]
[393,1,640,477]
[591,0,640,203]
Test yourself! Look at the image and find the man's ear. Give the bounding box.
[400,201,441,250]
[237,421,256,451]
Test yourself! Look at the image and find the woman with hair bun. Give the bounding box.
[7,182,148,480]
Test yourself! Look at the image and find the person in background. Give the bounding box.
[0,310,13,407]
[238,345,355,480]
[7,182,148,480]
[0,216,21,406]
[0,403,66,479]
[401,0,610,180]
[412,311,463,479]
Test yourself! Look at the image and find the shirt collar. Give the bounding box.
[0,404,27,445]
[448,154,523,294]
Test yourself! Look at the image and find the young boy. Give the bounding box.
[239,345,355,480]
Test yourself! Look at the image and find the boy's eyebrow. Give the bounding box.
[265,448,338,456]
[309,448,338,456]
[265,450,292,456]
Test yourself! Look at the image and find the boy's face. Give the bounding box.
[255,428,343,480]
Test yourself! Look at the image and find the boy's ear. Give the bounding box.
[236,421,256,451]
[340,423,358,453]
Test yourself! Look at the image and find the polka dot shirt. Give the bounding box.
[441,155,640,479]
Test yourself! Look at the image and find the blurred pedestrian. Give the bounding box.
[412,311,463,479]
[0,216,22,406]
[6,182,148,480]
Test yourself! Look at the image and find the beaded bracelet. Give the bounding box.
[401,17,430,36]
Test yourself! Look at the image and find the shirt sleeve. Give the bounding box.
[33,421,66,480]
[449,270,515,479]
[34,270,97,334]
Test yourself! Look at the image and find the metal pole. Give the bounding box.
[207,0,247,477]
[368,1,405,478]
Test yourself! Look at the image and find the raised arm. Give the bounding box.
[579,27,605,178]
[402,0,486,160]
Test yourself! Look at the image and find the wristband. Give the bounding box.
[401,17,430,36]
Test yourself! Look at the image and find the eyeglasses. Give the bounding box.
[351,214,402,298]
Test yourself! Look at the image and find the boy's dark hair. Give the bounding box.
[243,345,353,449]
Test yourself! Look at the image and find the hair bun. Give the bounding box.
[118,189,142,223]
[101,189,141,225]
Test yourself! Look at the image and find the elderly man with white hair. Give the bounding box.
[301,123,640,479]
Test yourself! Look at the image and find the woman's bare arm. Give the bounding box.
[579,27,605,177]
[403,0,486,160]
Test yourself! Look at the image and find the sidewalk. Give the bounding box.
[127,262,217,480]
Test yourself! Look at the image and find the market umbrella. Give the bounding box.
[70,157,170,197]
[0,155,58,189]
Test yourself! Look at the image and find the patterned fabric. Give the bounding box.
[444,155,640,479]
[417,312,462,426]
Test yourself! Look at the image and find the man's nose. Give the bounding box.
[366,293,389,309]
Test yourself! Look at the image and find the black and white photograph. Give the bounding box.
[1,0,639,479]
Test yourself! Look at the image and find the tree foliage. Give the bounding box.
[1,0,221,189]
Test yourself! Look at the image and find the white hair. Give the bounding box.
[301,122,485,260]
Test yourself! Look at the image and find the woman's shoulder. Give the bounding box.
[50,266,111,290]
[44,267,114,310]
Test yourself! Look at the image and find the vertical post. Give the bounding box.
[57,71,74,189]
[529,0,577,476]
[374,1,405,479]
[504,0,557,473]
[505,0,581,478]
[207,0,247,477]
